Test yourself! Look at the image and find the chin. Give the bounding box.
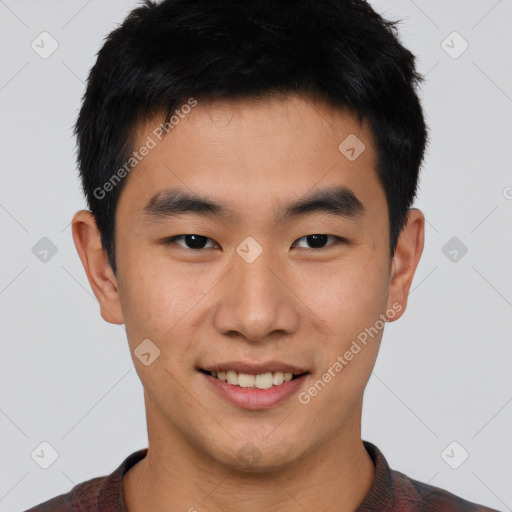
[205,434,309,474]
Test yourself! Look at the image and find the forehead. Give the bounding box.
[117,93,385,226]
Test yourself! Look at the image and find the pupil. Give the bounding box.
[185,235,208,249]
[307,234,328,248]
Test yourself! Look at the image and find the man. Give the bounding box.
[25,0,498,510]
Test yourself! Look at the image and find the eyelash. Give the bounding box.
[162,234,349,251]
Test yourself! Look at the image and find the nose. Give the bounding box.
[212,248,300,343]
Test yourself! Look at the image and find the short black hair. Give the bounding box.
[75,0,429,276]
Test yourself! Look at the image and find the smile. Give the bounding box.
[199,367,310,410]
[200,369,306,389]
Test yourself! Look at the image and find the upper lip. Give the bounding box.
[199,361,309,375]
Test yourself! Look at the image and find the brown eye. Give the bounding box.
[292,234,344,250]
[165,235,218,250]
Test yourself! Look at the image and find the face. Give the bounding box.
[74,93,423,471]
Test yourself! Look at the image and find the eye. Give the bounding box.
[162,234,348,251]
[291,234,346,250]
[164,234,219,250]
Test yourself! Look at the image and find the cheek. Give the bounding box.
[118,270,197,391]
[300,256,388,336]
[116,245,189,344]
[117,243,225,363]
[301,270,386,412]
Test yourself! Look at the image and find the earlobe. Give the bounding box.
[386,208,425,322]
[71,210,125,325]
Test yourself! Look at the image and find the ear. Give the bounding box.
[71,210,125,324]
[385,208,425,322]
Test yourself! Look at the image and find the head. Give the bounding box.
[72,0,427,471]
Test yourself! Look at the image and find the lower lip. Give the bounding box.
[201,372,308,410]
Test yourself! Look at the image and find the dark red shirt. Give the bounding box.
[24,441,499,511]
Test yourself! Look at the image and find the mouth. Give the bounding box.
[198,368,309,389]
[198,364,311,410]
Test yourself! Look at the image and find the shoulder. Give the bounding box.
[22,448,148,512]
[391,470,496,512]
[23,490,73,512]
[22,475,106,512]
[391,467,499,511]
[361,441,499,512]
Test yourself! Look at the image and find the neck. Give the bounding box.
[123,400,375,512]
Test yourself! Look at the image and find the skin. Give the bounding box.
[72,93,424,512]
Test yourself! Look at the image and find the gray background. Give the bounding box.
[1,0,511,510]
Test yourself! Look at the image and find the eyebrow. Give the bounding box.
[143,185,365,224]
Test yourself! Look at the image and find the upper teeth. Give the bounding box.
[211,370,296,389]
